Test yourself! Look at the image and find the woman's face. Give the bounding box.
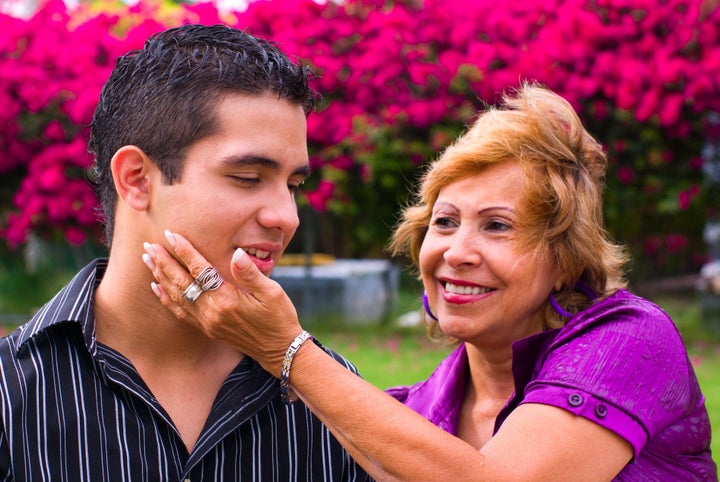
[419,160,560,348]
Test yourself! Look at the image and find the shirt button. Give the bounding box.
[184,479,192,482]
[595,404,608,418]
[568,393,583,407]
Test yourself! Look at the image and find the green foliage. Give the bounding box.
[594,110,711,280]
[0,239,104,321]
[2,0,719,285]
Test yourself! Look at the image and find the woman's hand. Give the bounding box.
[142,230,303,376]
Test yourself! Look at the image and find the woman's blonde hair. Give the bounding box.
[389,82,628,333]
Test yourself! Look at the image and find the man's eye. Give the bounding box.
[230,176,260,186]
[288,178,306,195]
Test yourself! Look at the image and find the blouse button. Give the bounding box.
[568,393,583,407]
[595,404,608,418]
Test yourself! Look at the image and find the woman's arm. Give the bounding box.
[144,233,632,481]
[289,342,486,480]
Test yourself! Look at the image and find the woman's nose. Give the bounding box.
[443,228,482,268]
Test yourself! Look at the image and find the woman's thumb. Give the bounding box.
[230,247,263,285]
[230,247,296,323]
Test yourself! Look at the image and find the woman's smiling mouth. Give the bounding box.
[443,281,495,295]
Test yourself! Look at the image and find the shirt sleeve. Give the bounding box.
[519,297,698,457]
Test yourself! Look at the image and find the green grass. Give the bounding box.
[1,256,718,472]
[313,324,453,389]
[657,293,720,472]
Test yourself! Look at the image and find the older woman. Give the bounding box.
[143,83,716,480]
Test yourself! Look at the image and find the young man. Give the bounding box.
[0,24,368,480]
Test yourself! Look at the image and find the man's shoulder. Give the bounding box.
[2,259,106,359]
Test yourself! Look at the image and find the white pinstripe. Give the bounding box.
[0,259,370,482]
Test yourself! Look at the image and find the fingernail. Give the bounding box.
[142,253,156,270]
[164,230,176,247]
[232,247,247,266]
[150,282,161,298]
[143,242,156,258]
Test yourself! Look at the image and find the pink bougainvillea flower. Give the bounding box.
[330,156,354,170]
[643,237,662,257]
[36,164,66,191]
[64,225,87,245]
[305,179,335,212]
[4,213,31,248]
[678,190,693,210]
[688,156,704,170]
[665,233,689,253]
[616,166,635,185]
[43,120,66,142]
[677,184,700,210]
[658,93,684,129]
[0,0,717,281]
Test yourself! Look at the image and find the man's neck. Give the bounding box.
[93,252,244,454]
[93,250,239,366]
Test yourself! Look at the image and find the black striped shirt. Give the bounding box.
[0,259,370,481]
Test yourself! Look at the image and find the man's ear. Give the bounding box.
[110,145,155,211]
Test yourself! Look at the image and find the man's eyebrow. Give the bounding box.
[221,155,311,179]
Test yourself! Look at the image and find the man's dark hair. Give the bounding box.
[88,24,317,245]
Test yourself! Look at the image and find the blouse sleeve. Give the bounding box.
[519,295,701,457]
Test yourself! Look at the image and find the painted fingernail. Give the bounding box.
[142,253,156,270]
[150,282,162,298]
[143,242,156,258]
[164,230,176,247]
[232,247,247,266]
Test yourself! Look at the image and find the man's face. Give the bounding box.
[150,94,310,281]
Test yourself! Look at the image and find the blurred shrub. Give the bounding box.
[1,0,719,281]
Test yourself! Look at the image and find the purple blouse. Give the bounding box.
[386,290,717,480]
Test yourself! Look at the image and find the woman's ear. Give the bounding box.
[110,145,155,211]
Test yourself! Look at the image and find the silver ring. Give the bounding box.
[182,281,204,303]
[195,266,224,291]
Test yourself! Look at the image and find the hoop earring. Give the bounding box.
[423,291,439,321]
[549,292,574,318]
[549,282,598,319]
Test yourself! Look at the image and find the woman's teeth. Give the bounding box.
[444,282,492,295]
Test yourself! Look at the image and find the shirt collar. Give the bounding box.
[397,343,469,435]
[396,328,563,436]
[16,259,106,356]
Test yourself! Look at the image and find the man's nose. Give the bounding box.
[257,190,300,232]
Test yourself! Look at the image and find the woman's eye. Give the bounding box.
[431,216,457,229]
[288,183,302,195]
[486,220,511,232]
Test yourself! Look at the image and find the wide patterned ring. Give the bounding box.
[195,266,224,291]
